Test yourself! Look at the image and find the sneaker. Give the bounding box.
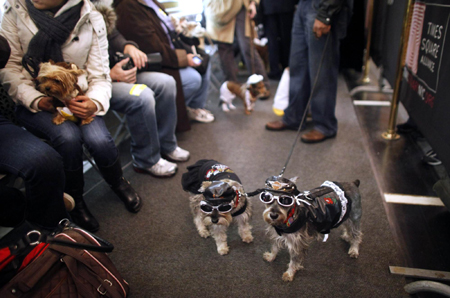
[423,149,442,166]
[164,146,190,162]
[133,158,178,177]
[187,107,215,123]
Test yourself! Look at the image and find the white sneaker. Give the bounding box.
[164,146,190,162]
[187,107,215,123]
[134,158,177,177]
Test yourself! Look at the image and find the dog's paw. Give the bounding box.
[282,271,295,282]
[221,103,230,112]
[81,117,94,126]
[263,252,276,262]
[197,229,210,238]
[241,234,253,243]
[340,230,350,242]
[348,247,359,258]
[229,103,236,110]
[53,114,66,125]
[217,244,229,255]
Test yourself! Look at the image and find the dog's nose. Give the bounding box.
[270,213,278,220]
[45,86,51,91]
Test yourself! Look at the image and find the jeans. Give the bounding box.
[0,114,68,227]
[15,106,118,171]
[179,64,211,109]
[283,0,345,136]
[217,6,269,88]
[110,72,177,168]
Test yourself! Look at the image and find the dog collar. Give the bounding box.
[232,199,247,217]
[274,205,304,236]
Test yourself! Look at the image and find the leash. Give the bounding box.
[278,33,331,178]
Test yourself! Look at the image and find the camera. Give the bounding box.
[114,52,135,70]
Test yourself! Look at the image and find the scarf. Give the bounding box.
[22,0,83,78]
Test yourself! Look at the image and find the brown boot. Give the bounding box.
[300,129,336,144]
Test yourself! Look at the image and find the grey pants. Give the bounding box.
[217,6,269,88]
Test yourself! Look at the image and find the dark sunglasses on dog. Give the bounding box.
[200,201,233,214]
[259,192,295,207]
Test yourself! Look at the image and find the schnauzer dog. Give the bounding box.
[255,176,362,282]
[181,159,253,255]
[219,74,267,114]
[36,60,92,125]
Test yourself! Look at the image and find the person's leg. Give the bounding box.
[264,14,282,78]
[0,114,67,228]
[15,106,99,231]
[306,8,340,136]
[110,81,162,168]
[217,41,238,82]
[278,12,295,69]
[179,66,212,110]
[136,72,178,155]
[282,3,311,129]
[234,7,270,88]
[80,117,142,213]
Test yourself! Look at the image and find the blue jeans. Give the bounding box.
[15,106,118,171]
[283,0,347,136]
[110,72,177,168]
[0,114,68,227]
[179,64,211,109]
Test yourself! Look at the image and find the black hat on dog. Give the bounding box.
[264,176,299,195]
[203,181,236,203]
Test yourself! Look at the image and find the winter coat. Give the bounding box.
[204,0,259,44]
[0,0,112,115]
[113,0,190,132]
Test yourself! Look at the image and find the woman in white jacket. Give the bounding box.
[0,0,142,232]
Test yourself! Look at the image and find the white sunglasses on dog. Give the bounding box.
[259,192,295,207]
[200,201,233,214]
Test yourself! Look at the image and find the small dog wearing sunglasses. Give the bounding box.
[36,60,93,125]
[181,159,253,255]
[219,74,267,114]
[255,176,362,282]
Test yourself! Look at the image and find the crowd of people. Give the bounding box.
[0,0,353,232]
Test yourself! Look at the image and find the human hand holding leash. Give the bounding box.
[124,44,147,69]
[248,1,257,19]
[66,95,97,119]
[110,58,137,83]
[313,19,331,38]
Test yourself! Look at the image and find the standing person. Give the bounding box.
[204,0,270,97]
[259,0,298,80]
[96,1,190,177]
[113,0,214,125]
[265,0,353,144]
[0,0,142,232]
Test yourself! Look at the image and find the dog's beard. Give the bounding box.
[201,213,232,227]
[263,204,289,226]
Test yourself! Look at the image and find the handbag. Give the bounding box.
[0,220,129,297]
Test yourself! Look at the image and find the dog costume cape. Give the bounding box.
[182,159,247,216]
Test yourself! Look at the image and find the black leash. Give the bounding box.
[278,33,331,178]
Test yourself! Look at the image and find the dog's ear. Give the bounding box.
[69,64,85,76]
[199,181,212,193]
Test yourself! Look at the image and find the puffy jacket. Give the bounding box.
[0,0,111,115]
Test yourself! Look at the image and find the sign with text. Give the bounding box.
[401,1,450,173]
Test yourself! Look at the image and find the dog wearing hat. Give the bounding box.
[219,74,266,114]
[253,176,362,281]
[181,159,253,255]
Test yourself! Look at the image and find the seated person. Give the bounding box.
[113,0,215,123]
[0,0,141,232]
[104,8,190,177]
[0,35,68,229]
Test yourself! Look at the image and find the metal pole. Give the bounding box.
[381,0,414,140]
[360,0,375,84]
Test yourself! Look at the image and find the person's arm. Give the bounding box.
[313,0,345,38]
[0,35,11,69]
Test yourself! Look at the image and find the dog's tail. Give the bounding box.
[353,179,360,187]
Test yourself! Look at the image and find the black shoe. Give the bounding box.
[111,177,143,213]
[396,122,417,134]
[70,199,100,232]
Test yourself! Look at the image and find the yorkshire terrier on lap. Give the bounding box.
[182,159,253,255]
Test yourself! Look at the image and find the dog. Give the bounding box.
[257,176,362,282]
[181,159,253,255]
[219,74,267,114]
[36,61,93,125]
